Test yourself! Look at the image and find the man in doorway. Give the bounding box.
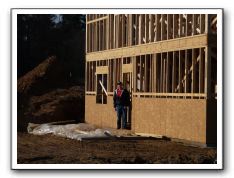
[113,81,130,129]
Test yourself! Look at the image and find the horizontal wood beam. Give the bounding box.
[86,34,207,61]
[85,91,96,95]
[132,92,206,97]
[86,91,206,97]
[96,66,109,74]
[85,91,206,97]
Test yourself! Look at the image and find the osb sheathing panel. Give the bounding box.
[85,95,207,143]
[132,98,207,143]
[85,95,117,128]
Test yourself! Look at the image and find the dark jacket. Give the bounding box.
[113,89,130,108]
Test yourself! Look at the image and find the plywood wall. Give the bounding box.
[85,95,117,128]
[85,95,208,143]
[132,97,207,143]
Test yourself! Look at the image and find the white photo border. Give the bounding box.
[11,8,223,170]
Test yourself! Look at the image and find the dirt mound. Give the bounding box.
[18,86,84,131]
[17,56,85,131]
[18,56,65,96]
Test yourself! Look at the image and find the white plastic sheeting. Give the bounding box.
[27,123,113,141]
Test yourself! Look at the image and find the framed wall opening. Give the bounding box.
[96,74,107,104]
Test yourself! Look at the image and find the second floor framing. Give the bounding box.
[86,14,217,54]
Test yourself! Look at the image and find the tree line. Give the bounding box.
[17,14,86,86]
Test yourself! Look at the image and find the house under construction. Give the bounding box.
[85,14,217,145]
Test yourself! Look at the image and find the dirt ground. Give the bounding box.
[17,132,217,164]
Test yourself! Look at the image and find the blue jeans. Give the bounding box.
[116,105,127,129]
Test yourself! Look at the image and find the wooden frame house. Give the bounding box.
[85,14,217,145]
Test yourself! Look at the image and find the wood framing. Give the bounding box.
[96,66,108,74]
[86,34,207,61]
[85,14,217,145]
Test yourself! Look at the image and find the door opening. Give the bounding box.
[123,72,132,129]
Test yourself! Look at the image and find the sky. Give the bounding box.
[53,14,63,23]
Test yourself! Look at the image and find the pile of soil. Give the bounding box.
[17,132,217,164]
[18,56,66,96]
[25,86,84,124]
[17,56,85,131]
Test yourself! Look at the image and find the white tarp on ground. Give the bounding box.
[27,123,113,141]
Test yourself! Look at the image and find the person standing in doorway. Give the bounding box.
[113,81,130,129]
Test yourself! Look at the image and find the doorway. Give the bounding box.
[122,72,132,129]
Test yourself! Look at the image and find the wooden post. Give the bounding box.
[91,62,93,91]
[106,16,109,50]
[185,50,188,93]
[91,22,93,52]
[133,56,136,92]
[149,14,152,42]
[98,21,100,51]
[113,58,116,89]
[140,56,143,91]
[144,55,147,92]
[172,51,176,93]
[114,15,116,48]
[157,14,161,41]
[161,14,164,41]
[151,54,154,92]
[205,46,211,99]
[167,14,169,40]
[93,22,95,52]
[139,15,141,45]
[160,53,163,93]
[145,14,149,43]
[94,22,97,51]
[136,15,139,45]
[149,55,152,92]
[121,14,124,47]
[86,15,88,53]
[192,14,195,36]
[116,15,118,48]
[155,14,157,41]
[180,14,182,37]
[88,62,91,91]
[166,52,169,92]
[129,14,132,46]
[155,54,157,93]
[173,14,175,39]
[178,50,182,93]
[192,49,196,95]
